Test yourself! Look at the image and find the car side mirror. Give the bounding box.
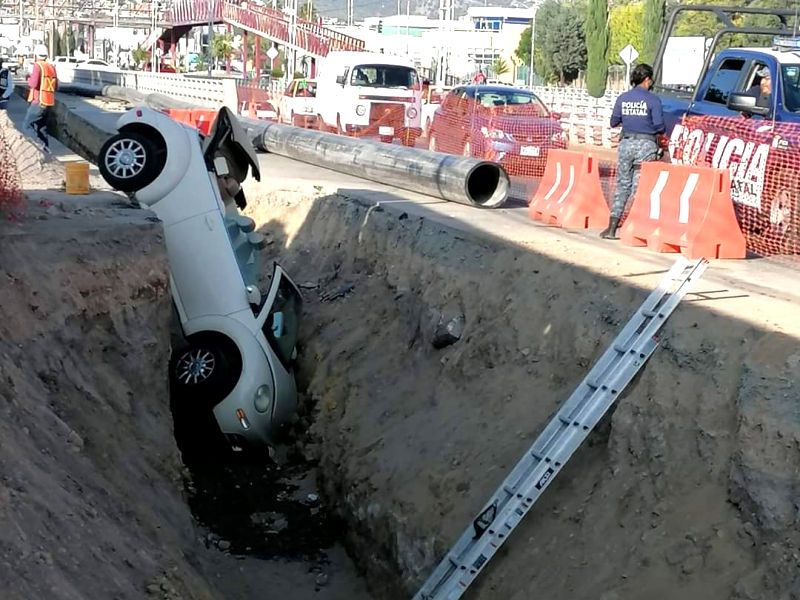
[727,92,769,117]
[246,285,261,306]
[335,75,345,85]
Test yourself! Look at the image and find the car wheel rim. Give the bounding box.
[176,348,216,385]
[105,138,146,179]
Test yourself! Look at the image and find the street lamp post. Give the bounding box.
[528,4,537,87]
[207,0,214,76]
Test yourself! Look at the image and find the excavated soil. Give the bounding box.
[241,179,800,600]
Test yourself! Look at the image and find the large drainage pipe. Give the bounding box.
[256,122,510,208]
[91,86,509,207]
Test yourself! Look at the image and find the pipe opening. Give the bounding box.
[466,163,509,208]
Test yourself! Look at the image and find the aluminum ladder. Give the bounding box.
[414,257,709,600]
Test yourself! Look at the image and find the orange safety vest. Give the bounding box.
[28,61,57,107]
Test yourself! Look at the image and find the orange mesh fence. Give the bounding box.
[668,115,799,257]
[0,124,24,221]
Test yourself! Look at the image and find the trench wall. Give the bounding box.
[244,184,800,600]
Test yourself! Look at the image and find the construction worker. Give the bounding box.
[601,63,664,240]
[0,58,12,109]
[25,44,57,154]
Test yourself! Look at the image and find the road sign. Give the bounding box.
[619,44,639,65]
[266,46,279,60]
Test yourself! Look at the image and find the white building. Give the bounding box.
[338,6,534,85]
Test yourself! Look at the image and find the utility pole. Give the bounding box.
[207,0,213,76]
[528,1,539,87]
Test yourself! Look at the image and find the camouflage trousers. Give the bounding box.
[611,137,660,219]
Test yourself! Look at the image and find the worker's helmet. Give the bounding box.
[33,44,48,58]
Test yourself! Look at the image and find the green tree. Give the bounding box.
[585,0,609,97]
[299,1,317,21]
[492,57,510,76]
[609,2,644,66]
[132,46,149,68]
[211,32,234,65]
[641,0,665,64]
[517,0,587,85]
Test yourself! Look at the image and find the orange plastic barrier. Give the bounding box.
[165,108,194,127]
[191,109,217,135]
[619,162,746,259]
[528,149,609,229]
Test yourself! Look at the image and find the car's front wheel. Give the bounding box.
[98,131,164,193]
[170,333,242,407]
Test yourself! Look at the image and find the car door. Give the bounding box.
[256,263,303,370]
[441,88,468,153]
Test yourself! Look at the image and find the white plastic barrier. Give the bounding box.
[57,65,239,112]
[529,86,621,150]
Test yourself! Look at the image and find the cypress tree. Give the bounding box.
[585,0,609,97]
[642,0,666,65]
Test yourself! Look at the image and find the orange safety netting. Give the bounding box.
[0,124,24,221]
[668,114,799,257]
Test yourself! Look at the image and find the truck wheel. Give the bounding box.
[99,132,163,193]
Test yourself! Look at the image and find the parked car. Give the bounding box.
[97,106,303,453]
[78,58,121,72]
[278,77,317,127]
[428,85,568,177]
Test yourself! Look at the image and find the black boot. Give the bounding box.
[600,216,620,240]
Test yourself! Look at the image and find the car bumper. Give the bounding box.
[486,141,567,177]
[212,336,297,450]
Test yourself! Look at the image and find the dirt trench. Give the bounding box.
[241,180,800,600]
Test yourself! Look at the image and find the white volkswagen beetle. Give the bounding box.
[98,106,303,453]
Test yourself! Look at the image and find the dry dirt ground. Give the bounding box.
[241,172,800,600]
[0,116,370,599]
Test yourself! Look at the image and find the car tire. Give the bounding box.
[169,333,242,408]
[98,131,163,193]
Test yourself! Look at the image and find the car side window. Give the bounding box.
[284,82,294,96]
[703,58,745,105]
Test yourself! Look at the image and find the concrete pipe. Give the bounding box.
[256,123,510,209]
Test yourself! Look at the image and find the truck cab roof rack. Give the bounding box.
[654,4,800,90]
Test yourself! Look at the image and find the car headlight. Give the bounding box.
[407,106,418,118]
[481,126,512,141]
[253,383,273,413]
[356,104,366,116]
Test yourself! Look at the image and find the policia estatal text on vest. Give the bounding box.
[25,45,57,154]
[601,63,665,240]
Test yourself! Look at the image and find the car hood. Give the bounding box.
[479,113,561,137]
[202,107,261,183]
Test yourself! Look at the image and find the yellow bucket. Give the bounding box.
[65,161,90,195]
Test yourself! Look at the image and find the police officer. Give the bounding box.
[24,44,57,154]
[601,63,665,240]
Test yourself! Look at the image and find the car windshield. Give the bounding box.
[782,64,800,112]
[350,64,418,89]
[295,80,316,96]
[475,90,550,116]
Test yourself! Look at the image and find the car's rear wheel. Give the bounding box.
[170,333,242,408]
[99,131,163,193]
